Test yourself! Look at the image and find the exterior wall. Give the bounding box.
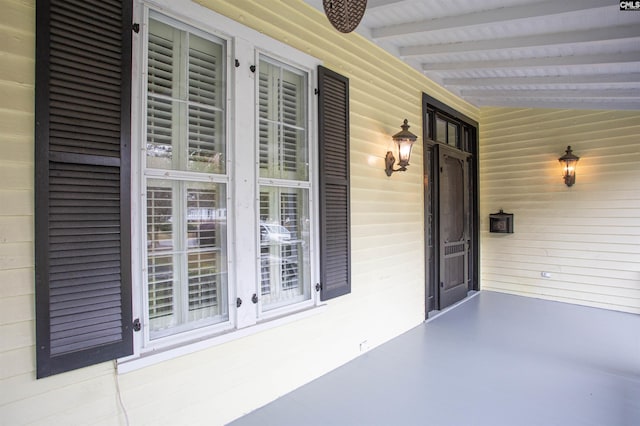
[0,0,478,425]
[480,107,640,314]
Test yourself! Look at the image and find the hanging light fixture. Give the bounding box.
[385,119,417,176]
[322,0,368,33]
[558,145,580,187]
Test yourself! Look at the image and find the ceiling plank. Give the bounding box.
[371,0,613,39]
[461,88,640,98]
[400,25,640,57]
[367,0,408,9]
[422,52,640,71]
[468,98,640,110]
[442,73,640,86]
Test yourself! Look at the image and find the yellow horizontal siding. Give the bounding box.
[480,106,640,314]
[0,0,477,424]
[0,346,33,379]
[0,321,32,353]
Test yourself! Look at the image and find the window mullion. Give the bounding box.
[276,67,283,174]
[178,29,189,171]
[270,66,279,175]
[176,182,188,326]
[173,29,189,325]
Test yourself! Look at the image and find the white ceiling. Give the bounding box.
[305,0,640,111]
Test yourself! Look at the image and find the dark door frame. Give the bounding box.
[422,93,479,317]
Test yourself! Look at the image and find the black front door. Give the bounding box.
[438,145,470,309]
[423,93,478,316]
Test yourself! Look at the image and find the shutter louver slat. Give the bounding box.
[258,73,270,168]
[53,77,121,97]
[282,80,299,173]
[318,66,351,301]
[50,33,121,62]
[53,0,121,31]
[50,308,120,329]
[35,0,132,377]
[50,56,121,80]
[50,246,119,257]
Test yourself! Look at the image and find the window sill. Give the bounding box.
[116,303,327,374]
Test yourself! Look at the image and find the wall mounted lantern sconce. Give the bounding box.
[385,119,417,177]
[558,145,580,187]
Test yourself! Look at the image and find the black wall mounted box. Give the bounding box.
[489,210,514,233]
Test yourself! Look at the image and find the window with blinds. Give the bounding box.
[37,0,339,372]
[145,16,228,339]
[257,55,311,311]
[147,19,225,174]
[259,187,310,310]
[258,58,308,181]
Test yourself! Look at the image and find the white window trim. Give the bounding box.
[121,0,323,370]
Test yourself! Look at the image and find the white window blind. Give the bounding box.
[187,35,225,174]
[145,17,228,340]
[259,187,311,310]
[147,30,173,165]
[258,58,308,181]
[257,55,311,311]
[146,19,225,174]
[146,180,228,338]
[147,185,174,321]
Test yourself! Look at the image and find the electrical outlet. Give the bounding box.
[359,340,369,352]
[541,272,552,278]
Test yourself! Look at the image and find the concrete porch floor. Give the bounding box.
[229,291,640,426]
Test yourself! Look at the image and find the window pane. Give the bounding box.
[188,105,224,173]
[186,183,227,323]
[259,186,311,310]
[436,117,447,144]
[258,57,308,181]
[448,122,458,147]
[188,34,225,174]
[146,179,228,339]
[146,97,175,170]
[147,184,174,323]
[147,19,225,174]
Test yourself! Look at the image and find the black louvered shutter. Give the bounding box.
[35,0,133,378]
[318,66,351,300]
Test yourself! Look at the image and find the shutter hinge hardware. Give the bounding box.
[236,297,242,308]
[132,23,140,33]
[249,65,256,73]
[315,283,322,292]
[252,293,258,304]
[133,318,141,332]
[235,59,240,68]
[314,88,319,95]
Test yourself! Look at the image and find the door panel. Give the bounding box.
[438,145,469,309]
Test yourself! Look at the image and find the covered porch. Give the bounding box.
[231,291,640,426]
